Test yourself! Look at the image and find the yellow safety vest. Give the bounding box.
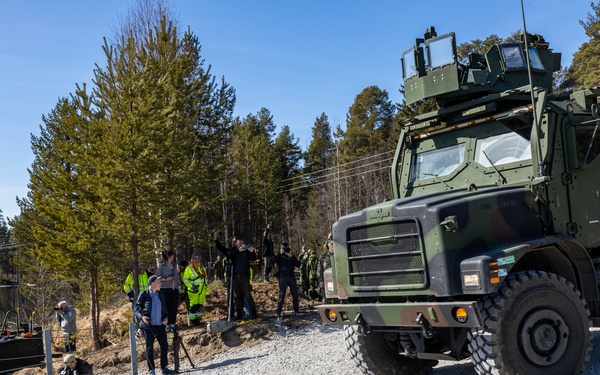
[182,263,207,290]
[123,272,150,294]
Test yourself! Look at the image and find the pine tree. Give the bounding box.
[17,96,119,348]
[303,113,335,177]
[12,1,237,348]
[0,209,9,244]
[338,86,395,214]
[569,2,600,87]
[226,109,279,243]
[274,125,303,245]
[301,113,337,250]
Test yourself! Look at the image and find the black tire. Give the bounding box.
[344,325,438,375]
[468,270,591,375]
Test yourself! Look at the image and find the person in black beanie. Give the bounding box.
[271,242,300,319]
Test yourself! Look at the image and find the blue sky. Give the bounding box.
[0,0,590,220]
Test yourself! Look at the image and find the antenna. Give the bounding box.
[520,0,545,177]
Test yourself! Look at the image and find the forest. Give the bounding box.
[1,0,600,349]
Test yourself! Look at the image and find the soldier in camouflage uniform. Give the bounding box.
[307,249,321,300]
[317,239,335,302]
[299,247,310,296]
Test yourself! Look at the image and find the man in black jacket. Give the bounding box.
[214,231,258,320]
[271,242,301,319]
[134,275,174,375]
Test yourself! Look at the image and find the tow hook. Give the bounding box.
[416,312,434,338]
[355,314,371,335]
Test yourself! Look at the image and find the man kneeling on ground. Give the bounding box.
[59,353,93,375]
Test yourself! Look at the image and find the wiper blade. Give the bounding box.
[482,150,507,185]
[424,173,452,190]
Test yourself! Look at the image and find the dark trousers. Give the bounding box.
[277,276,299,315]
[162,288,179,325]
[233,275,257,318]
[143,325,168,371]
[263,256,272,278]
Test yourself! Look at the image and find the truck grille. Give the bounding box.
[347,220,427,289]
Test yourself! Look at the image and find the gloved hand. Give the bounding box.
[192,285,199,293]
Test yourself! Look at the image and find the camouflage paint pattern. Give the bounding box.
[318,29,600,350]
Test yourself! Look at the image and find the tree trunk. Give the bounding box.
[89,267,101,350]
[131,228,140,301]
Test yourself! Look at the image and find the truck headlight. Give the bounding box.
[326,281,335,292]
[463,273,480,287]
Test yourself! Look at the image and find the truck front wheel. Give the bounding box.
[344,325,438,375]
[468,270,590,375]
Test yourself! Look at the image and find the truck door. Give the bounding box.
[564,119,600,248]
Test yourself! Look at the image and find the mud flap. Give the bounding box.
[355,313,371,335]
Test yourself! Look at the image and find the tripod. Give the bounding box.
[173,326,194,371]
[226,261,234,321]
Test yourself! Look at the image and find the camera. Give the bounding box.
[284,247,291,253]
[54,307,60,311]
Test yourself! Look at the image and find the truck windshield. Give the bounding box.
[408,129,531,183]
[474,131,531,167]
[410,143,465,182]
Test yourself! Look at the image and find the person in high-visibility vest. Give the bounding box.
[182,254,209,326]
[124,263,152,304]
[124,262,152,335]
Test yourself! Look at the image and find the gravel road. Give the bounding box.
[174,320,600,375]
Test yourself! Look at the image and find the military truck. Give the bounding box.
[317,27,600,375]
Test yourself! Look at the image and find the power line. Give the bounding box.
[280,156,394,192]
[280,149,396,184]
[282,164,391,193]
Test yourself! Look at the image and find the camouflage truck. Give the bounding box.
[317,27,600,375]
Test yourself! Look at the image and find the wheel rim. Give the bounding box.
[519,309,569,366]
[383,332,398,352]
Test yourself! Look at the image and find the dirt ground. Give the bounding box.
[77,280,322,374]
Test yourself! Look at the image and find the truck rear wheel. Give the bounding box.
[344,325,438,375]
[468,270,590,375]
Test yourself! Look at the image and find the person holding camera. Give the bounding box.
[59,353,93,375]
[214,231,258,320]
[134,275,174,375]
[55,300,77,352]
[270,242,301,319]
[182,253,209,326]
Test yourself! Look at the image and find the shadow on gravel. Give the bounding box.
[200,354,268,371]
[430,361,474,375]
